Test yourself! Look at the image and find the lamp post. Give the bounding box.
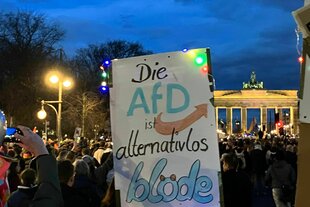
[37,100,61,138]
[38,71,73,140]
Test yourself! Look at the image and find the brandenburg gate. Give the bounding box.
[214,71,299,136]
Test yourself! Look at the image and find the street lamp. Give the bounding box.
[38,71,73,140]
[37,100,58,137]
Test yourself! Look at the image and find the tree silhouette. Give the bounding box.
[66,40,152,137]
[0,11,65,126]
[70,40,152,92]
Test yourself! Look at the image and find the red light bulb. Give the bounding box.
[201,66,208,74]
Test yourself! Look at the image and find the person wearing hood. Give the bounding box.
[265,150,296,207]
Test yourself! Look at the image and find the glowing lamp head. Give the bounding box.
[37,109,47,120]
[298,56,304,63]
[49,75,59,84]
[63,80,72,88]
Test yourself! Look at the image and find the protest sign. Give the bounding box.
[110,48,221,206]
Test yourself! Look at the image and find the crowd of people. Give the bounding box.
[0,125,115,207]
[0,123,298,207]
[220,135,298,207]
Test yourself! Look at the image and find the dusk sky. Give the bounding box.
[0,0,305,90]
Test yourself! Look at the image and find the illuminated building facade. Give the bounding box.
[214,71,299,136]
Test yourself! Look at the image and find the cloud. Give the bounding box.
[0,0,303,90]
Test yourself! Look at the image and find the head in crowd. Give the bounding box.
[221,153,239,172]
[254,142,262,150]
[57,149,68,161]
[275,150,285,161]
[20,168,36,187]
[100,152,111,165]
[81,148,90,156]
[65,151,76,163]
[99,140,105,148]
[73,159,89,177]
[82,155,95,167]
[58,160,75,187]
[286,144,294,153]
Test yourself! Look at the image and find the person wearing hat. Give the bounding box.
[0,110,63,207]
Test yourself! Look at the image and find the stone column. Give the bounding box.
[261,106,267,131]
[278,107,283,121]
[275,107,282,135]
[292,106,299,135]
[241,107,247,133]
[226,107,232,135]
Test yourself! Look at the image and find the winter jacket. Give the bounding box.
[265,160,296,188]
[7,186,38,207]
[30,155,63,207]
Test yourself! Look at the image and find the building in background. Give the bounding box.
[214,71,298,137]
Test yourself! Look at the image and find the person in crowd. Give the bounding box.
[21,151,33,169]
[250,141,267,196]
[285,144,297,174]
[95,152,114,197]
[82,147,99,167]
[73,159,101,207]
[7,168,38,207]
[93,141,106,164]
[7,158,21,193]
[234,139,251,175]
[265,150,296,207]
[81,148,91,157]
[14,125,63,207]
[266,145,277,166]
[65,150,76,163]
[12,145,25,172]
[82,155,97,181]
[58,160,88,207]
[221,153,252,207]
[56,149,68,161]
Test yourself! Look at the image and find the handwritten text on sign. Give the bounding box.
[111,49,220,206]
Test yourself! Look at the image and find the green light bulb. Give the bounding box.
[194,54,207,66]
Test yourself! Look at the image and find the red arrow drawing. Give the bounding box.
[155,104,208,135]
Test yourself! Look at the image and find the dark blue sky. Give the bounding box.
[0,0,304,90]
